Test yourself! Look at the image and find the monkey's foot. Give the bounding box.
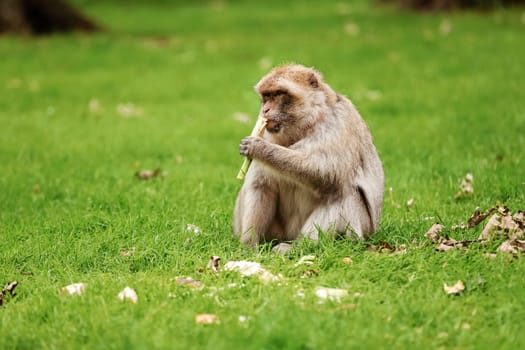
[272,242,293,254]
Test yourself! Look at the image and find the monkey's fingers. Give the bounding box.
[236,118,267,180]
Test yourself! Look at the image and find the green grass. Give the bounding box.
[1,0,524,348]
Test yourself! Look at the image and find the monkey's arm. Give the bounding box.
[240,136,335,191]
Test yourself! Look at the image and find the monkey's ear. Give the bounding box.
[308,73,319,88]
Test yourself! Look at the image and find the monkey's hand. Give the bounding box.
[240,136,267,158]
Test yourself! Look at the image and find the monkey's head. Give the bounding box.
[255,64,336,146]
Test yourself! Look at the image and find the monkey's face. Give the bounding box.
[260,90,297,134]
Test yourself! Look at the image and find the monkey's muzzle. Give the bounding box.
[265,119,282,133]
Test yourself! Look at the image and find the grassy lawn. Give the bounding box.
[1,0,524,348]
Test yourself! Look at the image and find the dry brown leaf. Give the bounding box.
[443,280,465,295]
[479,213,501,240]
[207,256,221,273]
[366,240,399,253]
[118,286,138,303]
[500,215,520,232]
[378,240,395,252]
[315,287,348,302]
[135,168,161,180]
[60,283,87,296]
[515,240,525,251]
[436,238,483,252]
[342,257,353,265]
[436,242,455,252]
[484,253,497,260]
[300,269,320,279]
[294,255,315,267]
[468,207,496,228]
[224,261,282,283]
[195,314,220,325]
[497,240,518,254]
[120,247,136,257]
[424,223,444,242]
[455,173,474,200]
[513,211,524,225]
[0,281,18,306]
[175,277,204,290]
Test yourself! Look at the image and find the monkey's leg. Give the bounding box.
[238,187,279,247]
[300,195,373,240]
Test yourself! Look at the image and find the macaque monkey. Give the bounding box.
[233,64,384,248]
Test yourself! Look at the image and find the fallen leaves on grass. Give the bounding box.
[195,314,220,325]
[425,206,524,255]
[61,283,87,296]
[0,281,18,306]
[424,222,483,252]
[118,286,138,303]
[478,207,525,254]
[443,280,465,295]
[315,287,348,303]
[454,173,474,200]
[223,260,282,283]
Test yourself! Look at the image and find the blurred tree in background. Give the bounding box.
[0,0,99,35]
[379,0,525,10]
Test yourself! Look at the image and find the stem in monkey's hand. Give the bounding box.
[236,117,268,180]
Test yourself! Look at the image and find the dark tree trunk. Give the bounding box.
[0,0,100,35]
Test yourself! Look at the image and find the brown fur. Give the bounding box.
[234,64,384,247]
